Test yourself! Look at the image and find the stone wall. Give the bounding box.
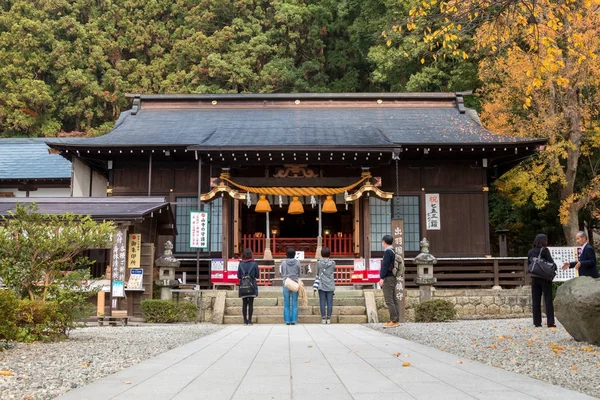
[374,288,532,322]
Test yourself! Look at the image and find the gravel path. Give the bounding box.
[0,323,224,400]
[369,318,600,399]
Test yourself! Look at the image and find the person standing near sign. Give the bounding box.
[316,247,336,324]
[561,231,599,278]
[281,247,301,325]
[528,234,556,328]
[237,248,259,325]
[379,234,400,328]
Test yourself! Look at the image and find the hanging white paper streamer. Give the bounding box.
[310,195,316,208]
[278,195,283,208]
[246,193,252,208]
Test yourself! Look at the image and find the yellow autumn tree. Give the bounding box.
[406,0,600,243]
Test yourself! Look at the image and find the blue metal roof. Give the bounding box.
[0,138,71,180]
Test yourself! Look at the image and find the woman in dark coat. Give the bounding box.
[237,248,259,325]
[527,234,556,328]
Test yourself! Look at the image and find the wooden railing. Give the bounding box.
[251,258,529,289]
[241,234,353,258]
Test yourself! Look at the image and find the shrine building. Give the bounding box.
[45,92,546,288]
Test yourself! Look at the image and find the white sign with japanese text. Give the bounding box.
[425,193,441,230]
[190,211,209,249]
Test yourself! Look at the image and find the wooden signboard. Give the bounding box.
[391,219,406,322]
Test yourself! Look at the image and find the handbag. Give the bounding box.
[238,263,257,297]
[313,276,320,291]
[284,277,299,292]
[527,247,557,281]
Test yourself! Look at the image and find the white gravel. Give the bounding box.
[369,318,600,399]
[0,323,224,400]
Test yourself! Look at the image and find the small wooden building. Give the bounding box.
[47,93,545,288]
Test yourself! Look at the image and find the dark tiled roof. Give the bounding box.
[0,138,72,179]
[46,93,545,149]
[0,197,171,220]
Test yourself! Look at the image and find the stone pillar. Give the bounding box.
[496,228,509,257]
[413,238,437,302]
[154,241,180,300]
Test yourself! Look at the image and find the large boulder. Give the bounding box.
[555,277,600,345]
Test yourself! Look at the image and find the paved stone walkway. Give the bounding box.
[58,324,595,400]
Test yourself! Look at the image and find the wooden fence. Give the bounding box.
[241,234,354,258]
[252,258,529,289]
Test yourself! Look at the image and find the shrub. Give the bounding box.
[17,300,65,342]
[414,299,457,322]
[141,299,198,323]
[0,290,19,342]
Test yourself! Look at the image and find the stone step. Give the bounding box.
[224,305,366,316]
[222,314,367,324]
[224,289,364,298]
[224,315,340,324]
[225,297,365,307]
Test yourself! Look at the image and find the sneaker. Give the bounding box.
[321,318,327,324]
[248,321,253,326]
[286,323,291,325]
[326,318,331,324]
[383,321,400,328]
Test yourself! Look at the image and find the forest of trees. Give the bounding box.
[0,0,598,252]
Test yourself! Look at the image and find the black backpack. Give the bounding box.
[239,262,256,297]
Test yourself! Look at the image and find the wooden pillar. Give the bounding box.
[233,199,240,257]
[362,196,371,260]
[222,196,230,262]
[354,201,360,255]
[97,291,105,316]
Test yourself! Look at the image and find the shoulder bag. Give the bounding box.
[527,247,557,281]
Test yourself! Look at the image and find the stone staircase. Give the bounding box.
[223,289,368,324]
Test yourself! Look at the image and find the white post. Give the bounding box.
[263,211,273,260]
[316,197,323,259]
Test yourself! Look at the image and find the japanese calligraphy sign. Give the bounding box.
[111,229,127,297]
[391,220,405,258]
[127,234,141,268]
[548,247,579,281]
[425,193,441,230]
[190,210,209,249]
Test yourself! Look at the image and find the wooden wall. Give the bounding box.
[111,159,491,258]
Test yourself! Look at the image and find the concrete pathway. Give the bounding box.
[58,324,595,400]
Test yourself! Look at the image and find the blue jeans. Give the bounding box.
[318,290,333,318]
[282,286,298,324]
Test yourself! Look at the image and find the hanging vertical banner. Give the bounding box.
[111,229,127,297]
[190,210,209,249]
[128,234,141,268]
[425,193,441,230]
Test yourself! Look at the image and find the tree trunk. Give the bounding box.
[560,87,583,246]
[562,205,580,245]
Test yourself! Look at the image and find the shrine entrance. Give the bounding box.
[240,199,355,258]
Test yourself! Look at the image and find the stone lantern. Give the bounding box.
[155,241,180,300]
[413,238,437,302]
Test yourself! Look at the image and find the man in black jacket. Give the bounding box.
[562,231,599,278]
[379,234,399,328]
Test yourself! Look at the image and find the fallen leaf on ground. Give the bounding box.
[307,345,313,348]
[123,381,131,384]
[402,362,411,367]
[571,366,578,371]
[0,371,14,376]
[392,352,401,357]
[456,360,463,364]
